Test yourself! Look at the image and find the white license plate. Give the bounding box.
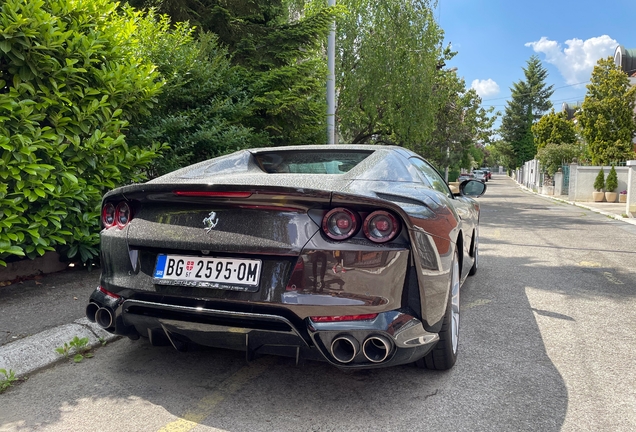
[153,254,261,287]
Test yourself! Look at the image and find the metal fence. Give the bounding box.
[562,165,570,191]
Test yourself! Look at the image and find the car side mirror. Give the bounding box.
[459,179,486,197]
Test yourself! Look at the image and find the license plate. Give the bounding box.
[153,254,261,287]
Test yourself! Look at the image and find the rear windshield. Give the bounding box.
[255,150,372,174]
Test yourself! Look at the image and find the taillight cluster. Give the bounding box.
[321,208,400,243]
[102,202,133,229]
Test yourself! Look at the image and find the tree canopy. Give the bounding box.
[500,55,554,167]
[126,14,260,177]
[532,109,577,150]
[578,57,636,165]
[415,67,497,172]
[127,0,339,147]
[332,0,443,148]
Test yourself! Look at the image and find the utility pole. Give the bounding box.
[444,67,458,181]
[326,0,336,144]
[445,145,450,182]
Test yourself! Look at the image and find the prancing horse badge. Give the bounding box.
[203,212,219,232]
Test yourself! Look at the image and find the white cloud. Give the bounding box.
[525,35,618,85]
[471,79,500,97]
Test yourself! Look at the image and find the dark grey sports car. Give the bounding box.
[86,145,485,370]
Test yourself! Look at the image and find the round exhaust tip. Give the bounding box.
[95,307,114,329]
[330,335,359,364]
[85,303,99,323]
[362,335,392,363]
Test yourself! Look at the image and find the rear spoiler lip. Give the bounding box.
[103,183,333,207]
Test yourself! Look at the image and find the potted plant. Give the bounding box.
[605,166,618,202]
[619,190,627,203]
[593,168,605,202]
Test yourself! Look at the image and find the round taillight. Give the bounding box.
[363,211,399,243]
[322,208,359,240]
[102,203,116,228]
[115,202,131,228]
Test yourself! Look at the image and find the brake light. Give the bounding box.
[115,202,132,228]
[102,201,133,229]
[311,314,378,322]
[102,203,116,228]
[322,208,359,240]
[174,191,252,198]
[98,286,121,299]
[363,211,400,243]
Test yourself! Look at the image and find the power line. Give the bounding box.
[480,81,590,102]
[483,93,588,108]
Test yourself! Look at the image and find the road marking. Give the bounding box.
[462,299,491,310]
[603,272,624,285]
[158,356,276,432]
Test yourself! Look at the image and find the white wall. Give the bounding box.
[569,165,629,201]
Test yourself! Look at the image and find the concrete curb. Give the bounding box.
[568,201,636,225]
[0,318,119,378]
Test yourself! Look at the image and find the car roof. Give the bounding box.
[148,145,425,189]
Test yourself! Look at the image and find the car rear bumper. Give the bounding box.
[87,287,439,369]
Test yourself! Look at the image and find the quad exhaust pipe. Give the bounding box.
[85,303,99,323]
[87,304,115,329]
[330,335,359,364]
[329,334,393,364]
[362,335,392,363]
[95,308,114,329]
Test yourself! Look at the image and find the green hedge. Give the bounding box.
[0,0,163,266]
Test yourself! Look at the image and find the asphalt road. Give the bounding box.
[1,175,635,432]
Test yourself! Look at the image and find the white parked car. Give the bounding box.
[472,170,487,182]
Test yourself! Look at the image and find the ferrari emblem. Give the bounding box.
[203,212,219,232]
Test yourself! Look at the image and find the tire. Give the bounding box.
[468,230,478,276]
[416,250,460,370]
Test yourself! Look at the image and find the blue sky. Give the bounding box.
[437,0,636,116]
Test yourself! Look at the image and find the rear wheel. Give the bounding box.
[416,250,459,370]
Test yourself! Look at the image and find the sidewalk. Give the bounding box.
[510,175,636,226]
[0,268,118,380]
[572,200,636,225]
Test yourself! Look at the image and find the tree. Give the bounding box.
[594,168,605,192]
[0,0,163,265]
[332,0,444,147]
[127,14,261,177]
[606,165,618,192]
[578,57,636,165]
[489,140,517,171]
[128,0,339,146]
[500,55,554,166]
[532,109,579,177]
[415,67,497,172]
[536,143,579,176]
[532,110,577,150]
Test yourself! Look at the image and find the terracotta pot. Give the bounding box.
[619,194,627,203]
[592,191,605,202]
[605,192,618,203]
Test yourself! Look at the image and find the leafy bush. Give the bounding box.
[594,168,605,192]
[127,14,262,177]
[0,0,163,266]
[606,165,618,192]
[536,143,578,176]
